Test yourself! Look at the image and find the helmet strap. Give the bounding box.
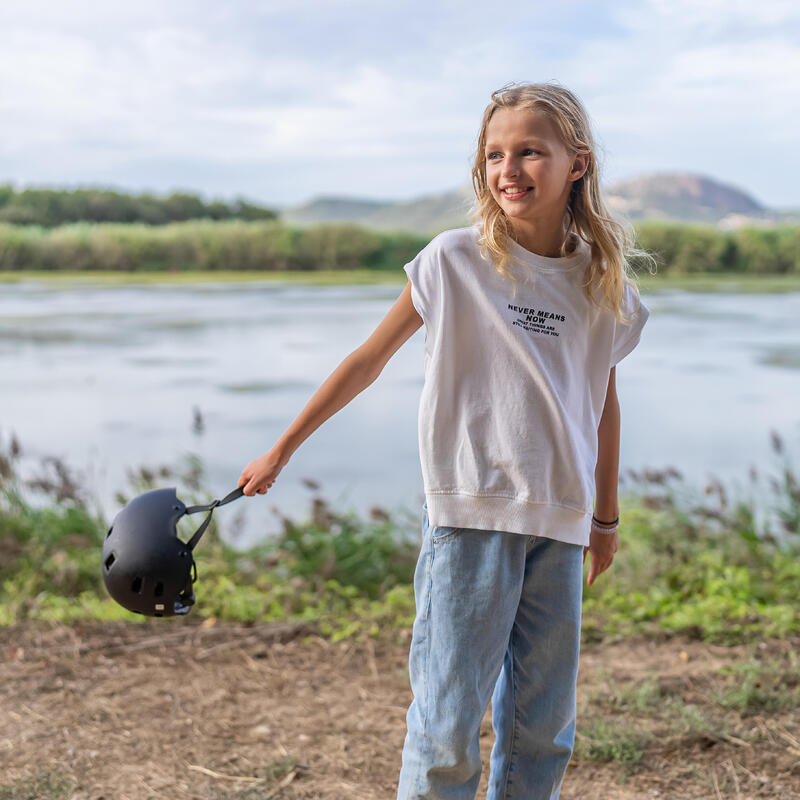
[183,486,245,551]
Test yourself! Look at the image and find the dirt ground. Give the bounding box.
[1,621,799,800]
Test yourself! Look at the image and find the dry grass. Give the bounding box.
[1,622,799,799]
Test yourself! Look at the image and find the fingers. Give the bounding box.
[239,474,275,497]
[585,531,618,586]
[239,451,283,497]
[587,555,614,586]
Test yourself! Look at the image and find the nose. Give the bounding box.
[501,156,520,179]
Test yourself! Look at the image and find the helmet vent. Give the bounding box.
[131,576,143,594]
[104,553,115,570]
[154,582,164,597]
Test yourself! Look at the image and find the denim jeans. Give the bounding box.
[397,504,584,800]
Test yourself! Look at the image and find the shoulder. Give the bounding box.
[613,281,650,327]
[424,226,482,261]
[622,280,648,313]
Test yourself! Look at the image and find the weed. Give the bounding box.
[713,657,800,716]
[0,770,75,800]
[573,717,650,766]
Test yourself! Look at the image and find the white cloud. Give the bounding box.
[0,0,797,206]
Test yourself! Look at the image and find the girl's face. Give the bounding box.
[484,106,586,241]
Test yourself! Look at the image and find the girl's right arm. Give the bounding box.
[238,281,423,496]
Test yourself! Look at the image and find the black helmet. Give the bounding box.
[101,486,243,617]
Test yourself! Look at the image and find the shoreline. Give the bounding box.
[1,269,800,292]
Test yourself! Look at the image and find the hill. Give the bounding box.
[282,172,799,234]
[606,172,763,224]
[282,184,474,234]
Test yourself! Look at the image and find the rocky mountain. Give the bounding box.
[605,172,764,226]
[281,172,797,234]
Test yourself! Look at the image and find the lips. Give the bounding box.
[501,187,532,199]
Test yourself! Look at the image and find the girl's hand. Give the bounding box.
[583,528,618,587]
[238,447,286,497]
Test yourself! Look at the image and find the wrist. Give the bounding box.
[593,499,619,523]
[591,513,619,535]
[592,513,619,527]
[273,437,294,468]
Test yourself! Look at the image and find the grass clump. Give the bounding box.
[0,770,76,800]
[573,717,650,767]
[713,653,800,715]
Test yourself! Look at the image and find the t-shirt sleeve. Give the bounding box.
[403,242,438,328]
[610,284,650,366]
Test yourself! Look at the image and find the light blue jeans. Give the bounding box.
[397,504,584,800]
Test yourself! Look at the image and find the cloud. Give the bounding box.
[0,0,797,206]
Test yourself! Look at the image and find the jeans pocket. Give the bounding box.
[431,525,462,545]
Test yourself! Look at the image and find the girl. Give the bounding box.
[239,81,651,799]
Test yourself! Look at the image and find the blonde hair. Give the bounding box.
[470,81,655,322]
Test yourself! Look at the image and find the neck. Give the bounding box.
[510,222,570,258]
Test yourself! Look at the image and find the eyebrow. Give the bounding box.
[484,138,548,149]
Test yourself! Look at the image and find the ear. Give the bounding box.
[569,151,590,183]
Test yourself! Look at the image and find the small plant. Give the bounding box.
[0,769,76,800]
[714,655,800,716]
[573,717,650,767]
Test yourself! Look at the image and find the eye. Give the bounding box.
[522,148,540,156]
[486,152,501,160]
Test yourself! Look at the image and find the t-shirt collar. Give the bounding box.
[506,232,590,273]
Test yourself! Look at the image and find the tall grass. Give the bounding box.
[0,218,798,274]
[0,430,798,642]
[0,220,429,273]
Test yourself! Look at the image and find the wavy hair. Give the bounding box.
[470,81,655,322]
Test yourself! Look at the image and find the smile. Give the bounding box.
[501,187,532,199]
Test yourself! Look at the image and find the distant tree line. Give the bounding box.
[0,220,428,271]
[0,186,277,227]
[0,217,796,274]
[634,222,800,275]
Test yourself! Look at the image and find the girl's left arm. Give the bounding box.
[584,366,620,586]
[595,366,620,523]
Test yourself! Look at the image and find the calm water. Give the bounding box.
[2,279,799,547]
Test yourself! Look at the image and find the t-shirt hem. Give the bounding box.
[425,491,591,547]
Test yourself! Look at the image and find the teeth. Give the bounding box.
[503,187,529,193]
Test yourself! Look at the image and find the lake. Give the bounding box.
[2,278,799,547]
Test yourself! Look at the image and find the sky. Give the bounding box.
[1,0,798,210]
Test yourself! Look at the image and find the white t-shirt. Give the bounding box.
[403,226,650,547]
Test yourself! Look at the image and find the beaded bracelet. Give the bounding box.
[591,515,619,535]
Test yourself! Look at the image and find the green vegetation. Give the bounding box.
[0,268,407,286]
[573,717,650,767]
[635,221,800,275]
[0,185,277,226]
[3,268,800,293]
[0,770,76,800]
[0,215,797,276]
[1,432,798,642]
[0,220,428,273]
